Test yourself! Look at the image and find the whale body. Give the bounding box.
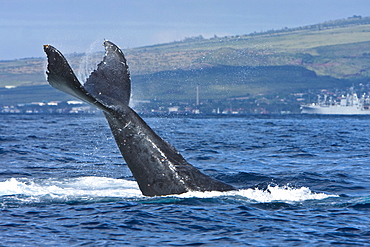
[43,41,234,196]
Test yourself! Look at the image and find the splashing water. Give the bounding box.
[178,185,336,202]
[0,177,337,207]
[0,177,142,207]
[77,40,104,84]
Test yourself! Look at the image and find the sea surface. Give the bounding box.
[0,113,369,246]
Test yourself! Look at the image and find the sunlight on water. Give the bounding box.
[0,177,337,205]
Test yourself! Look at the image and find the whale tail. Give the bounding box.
[44,41,234,196]
[44,41,130,109]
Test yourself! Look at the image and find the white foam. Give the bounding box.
[0,177,142,200]
[0,178,337,204]
[177,185,338,203]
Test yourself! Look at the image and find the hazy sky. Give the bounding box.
[1,0,369,60]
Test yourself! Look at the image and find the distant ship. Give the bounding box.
[301,89,370,115]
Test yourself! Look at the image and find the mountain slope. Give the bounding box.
[1,16,370,108]
[132,65,347,101]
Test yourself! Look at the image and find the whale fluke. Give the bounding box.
[43,41,234,196]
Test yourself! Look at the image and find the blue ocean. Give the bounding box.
[1,113,369,246]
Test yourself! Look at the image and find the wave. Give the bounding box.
[0,177,338,208]
[0,177,142,207]
[179,185,336,202]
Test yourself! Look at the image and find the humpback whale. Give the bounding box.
[43,41,234,196]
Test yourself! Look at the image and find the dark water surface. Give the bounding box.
[1,113,369,246]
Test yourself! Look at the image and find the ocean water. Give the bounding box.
[0,113,369,246]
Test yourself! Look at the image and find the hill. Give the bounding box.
[132,65,347,101]
[1,16,370,113]
[126,15,370,78]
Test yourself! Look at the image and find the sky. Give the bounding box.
[1,0,370,60]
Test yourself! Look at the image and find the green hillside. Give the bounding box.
[1,16,370,110]
[132,65,347,101]
[125,16,370,78]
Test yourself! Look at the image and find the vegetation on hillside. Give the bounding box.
[132,65,346,101]
[1,16,370,113]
